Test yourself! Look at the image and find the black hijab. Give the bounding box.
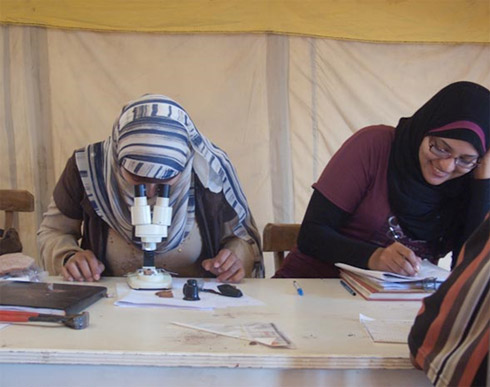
[387,81,489,243]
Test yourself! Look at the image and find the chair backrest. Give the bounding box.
[262,223,301,272]
[0,190,35,230]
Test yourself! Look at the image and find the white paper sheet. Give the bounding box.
[114,278,264,310]
[172,321,292,348]
[360,314,413,344]
[336,260,449,283]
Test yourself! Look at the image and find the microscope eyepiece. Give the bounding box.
[134,184,146,197]
[158,184,171,198]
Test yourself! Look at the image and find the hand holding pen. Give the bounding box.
[367,241,422,276]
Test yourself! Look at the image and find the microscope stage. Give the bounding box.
[127,268,172,290]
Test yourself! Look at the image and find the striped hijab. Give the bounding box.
[75,94,254,253]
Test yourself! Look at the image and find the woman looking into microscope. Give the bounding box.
[38,94,262,283]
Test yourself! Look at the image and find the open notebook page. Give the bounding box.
[336,260,449,283]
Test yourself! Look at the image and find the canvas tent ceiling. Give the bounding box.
[2,0,488,42]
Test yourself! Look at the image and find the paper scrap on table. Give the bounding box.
[360,314,413,344]
[173,321,293,348]
[114,278,264,310]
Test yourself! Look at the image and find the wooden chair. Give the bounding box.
[262,223,301,272]
[0,190,35,231]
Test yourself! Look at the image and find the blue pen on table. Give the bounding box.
[340,280,356,296]
[293,280,304,296]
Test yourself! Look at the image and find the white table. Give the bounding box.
[0,278,431,386]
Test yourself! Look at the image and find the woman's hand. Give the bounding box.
[61,250,105,282]
[473,149,490,179]
[367,242,422,276]
[201,249,245,283]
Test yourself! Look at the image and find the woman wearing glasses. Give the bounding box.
[274,81,489,278]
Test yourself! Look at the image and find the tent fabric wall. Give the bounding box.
[289,39,490,220]
[2,0,489,43]
[1,24,489,276]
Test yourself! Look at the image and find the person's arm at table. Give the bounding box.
[37,198,105,282]
[298,190,420,276]
[37,197,84,275]
[408,214,490,386]
[201,238,254,283]
[199,184,261,283]
[201,216,259,283]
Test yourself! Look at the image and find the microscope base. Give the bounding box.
[127,268,172,290]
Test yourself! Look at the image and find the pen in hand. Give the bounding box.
[340,280,356,296]
[293,280,304,296]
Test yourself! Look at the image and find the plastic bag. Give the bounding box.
[0,252,47,282]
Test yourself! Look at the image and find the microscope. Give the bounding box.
[126,183,173,290]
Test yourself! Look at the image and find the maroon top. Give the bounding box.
[313,125,394,246]
[274,125,441,278]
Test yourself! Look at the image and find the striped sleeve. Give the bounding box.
[408,214,489,387]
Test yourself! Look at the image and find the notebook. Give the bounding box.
[335,260,449,283]
[0,281,107,315]
[340,271,435,301]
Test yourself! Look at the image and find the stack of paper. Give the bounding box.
[114,278,264,310]
[336,260,449,283]
[335,260,449,301]
[360,314,413,344]
[172,322,292,348]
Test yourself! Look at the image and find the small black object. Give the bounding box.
[183,279,200,301]
[217,284,243,298]
[158,184,171,198]
[143,250,155,267]
[0,281,107,315]
[134,184,146,197]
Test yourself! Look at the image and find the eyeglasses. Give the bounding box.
[428,139,480,170]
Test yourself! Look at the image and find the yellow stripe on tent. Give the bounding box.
[0,0,488,43]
